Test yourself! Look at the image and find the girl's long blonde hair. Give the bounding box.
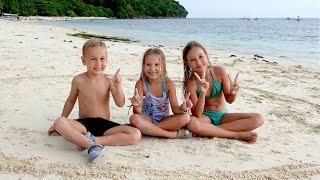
[140,48,167,81]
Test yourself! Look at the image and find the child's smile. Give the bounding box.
[144,54,163,80]
[82,46,107,75]
[187,47,208,73]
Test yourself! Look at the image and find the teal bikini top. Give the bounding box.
[196,69,222,99]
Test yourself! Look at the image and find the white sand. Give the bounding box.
[0,19,319,179]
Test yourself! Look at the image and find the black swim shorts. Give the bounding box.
[76,117,121,136]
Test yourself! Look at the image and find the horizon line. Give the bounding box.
[186,16,319,19]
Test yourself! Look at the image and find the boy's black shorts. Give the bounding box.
[76,117,121,136]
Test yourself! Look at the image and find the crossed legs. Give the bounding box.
[187,113,264,142]
[129,113,190,138]
[48,116,141,148]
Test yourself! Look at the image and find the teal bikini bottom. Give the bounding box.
[203,108,228,125]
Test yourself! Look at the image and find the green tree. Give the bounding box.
[34,0,59,16]
[66,9,76,17]
[103,7,113,17]
[0,0,188,18]
[18,0,37,16]
[7,0,19,14]
[0,0,3,13]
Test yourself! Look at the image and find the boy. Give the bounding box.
[48,39,141,163]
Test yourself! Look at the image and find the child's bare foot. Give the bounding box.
[48,125,60,136]
[236,131,257,143]
[175,128,192,139]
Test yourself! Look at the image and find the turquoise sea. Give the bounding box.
[39,18,319,65]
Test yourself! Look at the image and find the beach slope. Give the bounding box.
[0,19,319,179]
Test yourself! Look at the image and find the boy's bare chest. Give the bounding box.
[79,81,109,98]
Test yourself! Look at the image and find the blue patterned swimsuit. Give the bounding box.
[142,78,170,124]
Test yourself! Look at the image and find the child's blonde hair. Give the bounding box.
[140,48,167,81]
[82,39,106,56]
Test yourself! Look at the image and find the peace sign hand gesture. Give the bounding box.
[180,92,193,113]
[194,72,209,94]
[228,72,240,96]
[130,88,143,107]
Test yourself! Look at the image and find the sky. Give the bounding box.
[177,0,320,18]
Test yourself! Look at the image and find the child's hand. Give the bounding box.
[180,92,193,112]
[185,92,193,110]
[194,72,209,93]
[113,69,122,85]
[107,69,122,86]
[48,125,60,136]
[130,88,143,107]
[228,72,240,96]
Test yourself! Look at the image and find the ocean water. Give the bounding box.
[39,18,319,65]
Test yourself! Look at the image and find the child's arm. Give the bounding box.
[61,77,79,117]
[166,78,190,114]
[220,67,239,104]
[132,81,144,114]
[226,73,239,103]
[109,69,125,107]
[186,74,208,117]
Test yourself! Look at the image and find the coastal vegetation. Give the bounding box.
[68,32,139,42]
[0,0,188,18]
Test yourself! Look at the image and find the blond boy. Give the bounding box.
[48,39,141,163]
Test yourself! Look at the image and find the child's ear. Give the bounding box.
[81,56,85,65]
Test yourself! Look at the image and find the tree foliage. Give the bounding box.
[1,0,187,18]
[0,0,4,12]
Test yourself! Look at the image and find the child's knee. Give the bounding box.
[54,116,68,128]
[252,113,264,127]
[129,128,142,144]
[178,113,190,126]
[187,117,200,131]
[129,114,141,126]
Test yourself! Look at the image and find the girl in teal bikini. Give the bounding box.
[182,41,264,143]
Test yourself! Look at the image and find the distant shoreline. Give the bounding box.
[18,16,110,21]
[1,15,187,21]
[1,15,317,21]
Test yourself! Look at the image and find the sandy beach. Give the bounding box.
[0,19,319,179]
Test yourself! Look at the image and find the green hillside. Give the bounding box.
[0,0,188,18]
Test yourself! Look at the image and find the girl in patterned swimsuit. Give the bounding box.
[129,48,193,138]
[183,41,264,143]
